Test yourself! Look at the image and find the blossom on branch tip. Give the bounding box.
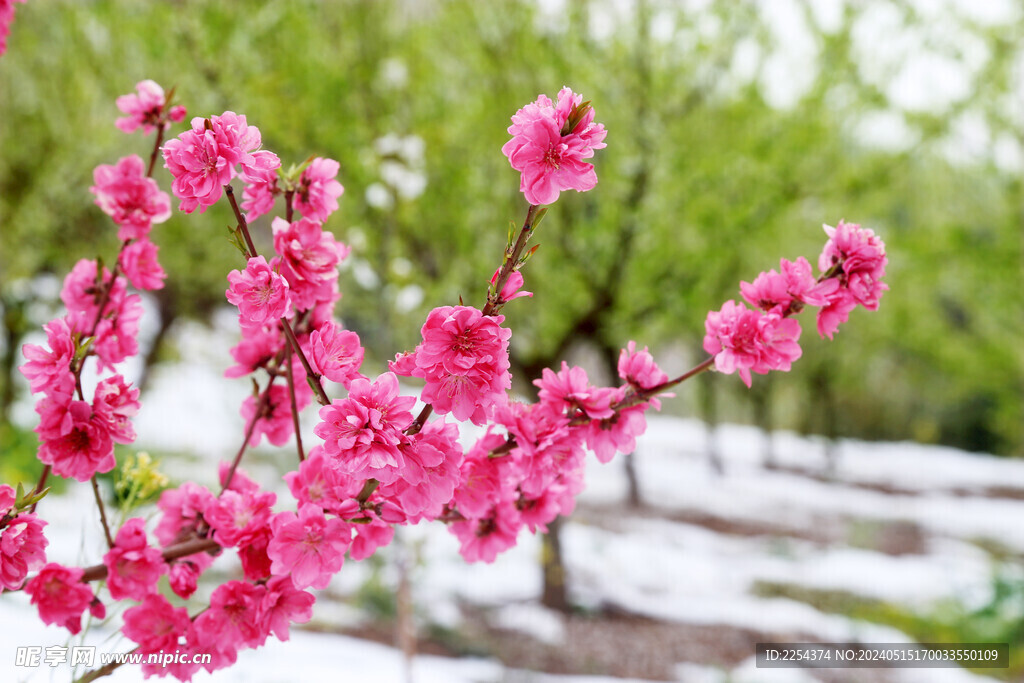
[502,87,607,206]
[163,111,279,213]
[740,256,836,316]
[703,300,802,388]
[293,157,345,222]
[115,80,185,135]
[618,341,669,394]
[816,221,889,339]
[489,268,532,302]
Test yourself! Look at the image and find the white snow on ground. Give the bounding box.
[591,419,1024,553]
[7,311,1022,682]
[490,603,566,646]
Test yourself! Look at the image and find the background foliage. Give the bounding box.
[1,0,1021,456]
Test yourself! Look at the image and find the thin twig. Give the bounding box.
[284,342,305,462]
[281,318,329,406]
[483,203,539,317]
[356,479,379,505]
[81,537,220,583]
[27,465,49,514]
[90,476,114,548]
[146,126,165,178]
[225,184,258,258]
[285,189,294,223]
[406,405,433,436]
[220,377,276,495]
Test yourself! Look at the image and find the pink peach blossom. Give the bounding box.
[268,504,351,590]
[103,517,168,601]
[118,238,167,291]
[115,80,185,135]
[90,155,171,241]
[19,317,75,396]
[0,511,48,591]
[308,322,365,387]
[25,563,102,634]
[502,87,607,206]
[226,255,292,329]
[293,157,344,222]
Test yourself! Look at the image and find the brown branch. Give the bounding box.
[225,183,258,258]
[27,465,49,514]
[483,203,540,317]
[146,126,165,178]
[220,377,276,495]
[91,476,114,548]
[74,648,138,683]
[80,537,221,583]
[281,319,329,406]
[406,405,433,437]
[284,342,305,462]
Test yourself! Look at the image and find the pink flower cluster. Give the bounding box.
[121,577,313,678]
[241,156,344,224]
[163,112,280,213]
[395,305,513,426]
[502,87,607,206]
[0,485,48,591]
[223,216,352,445]
[115,79,186,135]
[704,221,887,386]
[816,221,889,339]
[104,518,167,601]
[447,344,667,562]
[21,289,142,480]
[8,82,895,683]
[0,0,26,57]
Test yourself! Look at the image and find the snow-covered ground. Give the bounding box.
[5,311,1021,682]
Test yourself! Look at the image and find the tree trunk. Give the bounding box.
[0,294,27,428]
[136,290,178,394]
[540,516,570,612]
[811,366,839,476]
[751,377,774,468]
[698,371,724,475]
[395,534,416,683]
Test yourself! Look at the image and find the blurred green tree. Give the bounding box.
[0,0,1020,463]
